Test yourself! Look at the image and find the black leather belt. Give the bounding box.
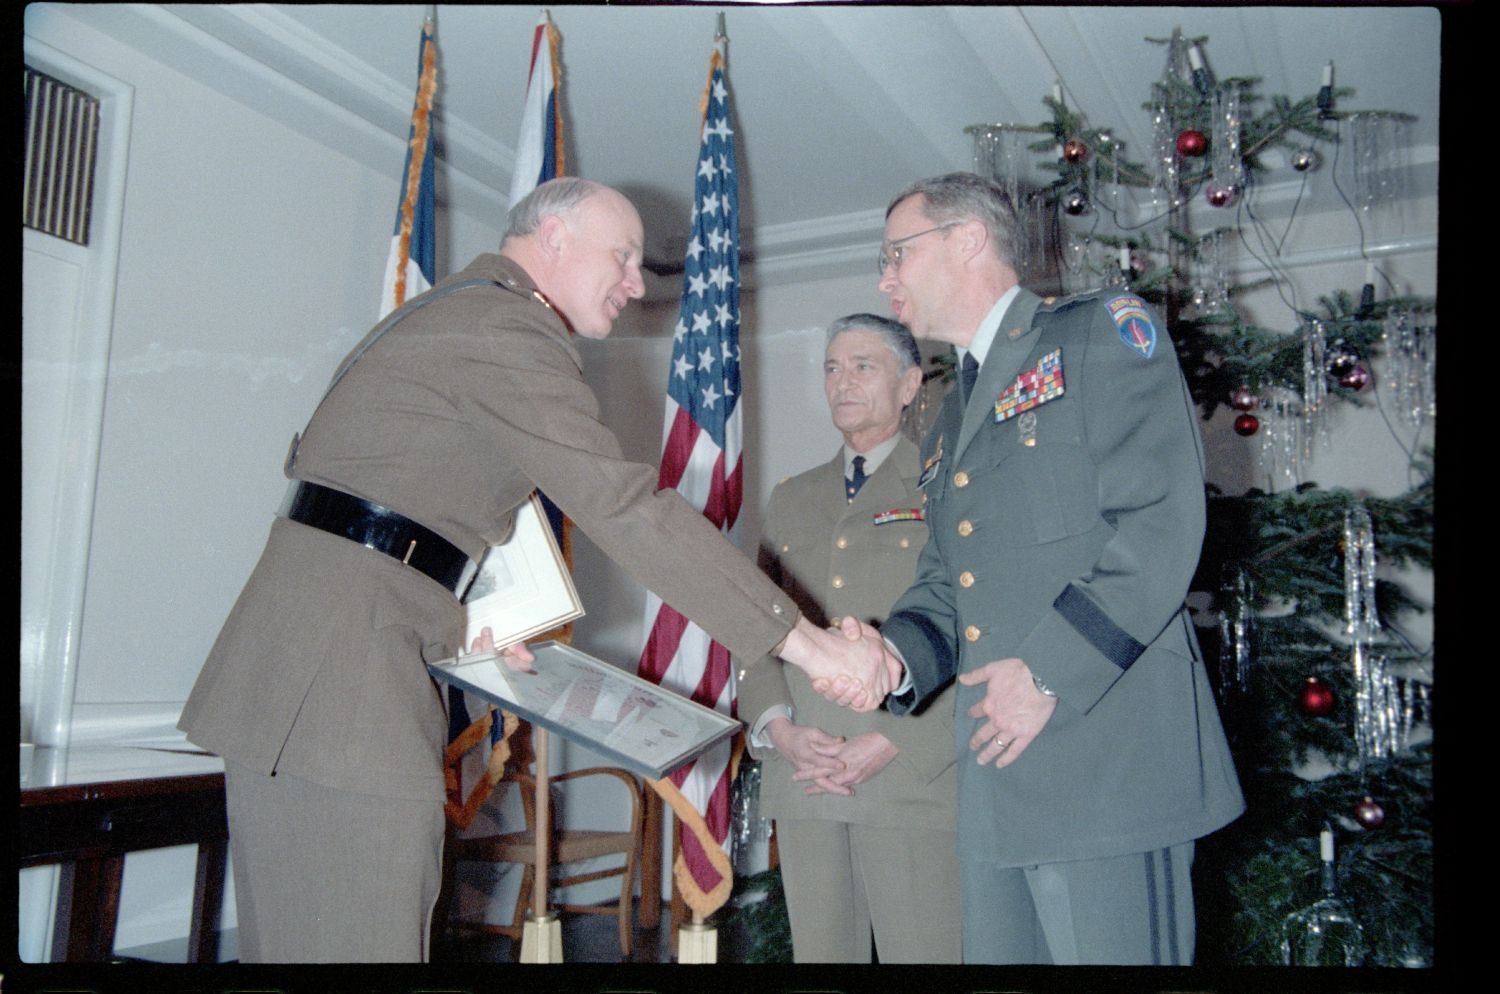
[281,481,473,595]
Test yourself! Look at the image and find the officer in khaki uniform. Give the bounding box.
[179,179,882,962]
[833,173,1243,965]
[740,315,961,963]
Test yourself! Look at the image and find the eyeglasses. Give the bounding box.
[877,221,961,275]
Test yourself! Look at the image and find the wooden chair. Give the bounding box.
[442,738,645,959]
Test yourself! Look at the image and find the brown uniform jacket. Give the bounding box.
[739,440,956,831]
[180,254,798,800]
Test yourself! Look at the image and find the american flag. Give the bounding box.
[637,41,743,909]
[378,15,436,319]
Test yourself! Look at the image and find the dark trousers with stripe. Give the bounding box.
[960,842,1195,965]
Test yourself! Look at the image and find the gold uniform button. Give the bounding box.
[1008,325,1023,340]
[832,576,845,589]
[781,543,790,553]
[958,519,974,537]
[835,536,848,549]
[965,624,982,643]
[959,571,975,588]
[953,471,970,488]
[899,537,910,548]
[921,493,928,504]
[1043,295,1056,305]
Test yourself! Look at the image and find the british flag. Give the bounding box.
[636,41,743,909]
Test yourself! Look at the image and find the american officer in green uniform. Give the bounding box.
[818,172,1244,964]
[739,314,961,963]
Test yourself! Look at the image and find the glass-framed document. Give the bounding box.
[462,494,583,649]
[426,641,741,780]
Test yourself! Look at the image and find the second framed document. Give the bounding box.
[462,493,583,648]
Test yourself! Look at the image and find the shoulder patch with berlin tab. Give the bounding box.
[1106,294,1157,359]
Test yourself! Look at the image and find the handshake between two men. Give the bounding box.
[780,615,1061,771]
[476,610,1058,772]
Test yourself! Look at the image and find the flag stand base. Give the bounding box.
[519,910,563,963]
[676,920,717,963]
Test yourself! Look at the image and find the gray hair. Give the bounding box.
[886,172,1019,269]
[826,313,921,372]
[503,176,606,242]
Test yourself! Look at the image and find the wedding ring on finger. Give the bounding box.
[993,735,1008,751]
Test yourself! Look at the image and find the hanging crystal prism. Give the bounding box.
[967,123,1051,282]
[1348,111,1414,239]
[1193,228,1232,314]
[1258,386,1304,491]
[1381,304,1437,428]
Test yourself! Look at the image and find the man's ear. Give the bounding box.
[955,217,989,265]
[536,213,568,261]
[898,364,923,407]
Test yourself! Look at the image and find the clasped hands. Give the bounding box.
[779,616,902,712]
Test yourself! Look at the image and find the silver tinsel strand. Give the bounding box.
[1381,305,1437,428]
[1301,320,1331,452]
[1217,562,1255,698]
[1342,503,1404,761]
[1211,84,1245,193]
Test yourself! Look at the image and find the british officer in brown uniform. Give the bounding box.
[740,314,961,963]
[179,178,895,962]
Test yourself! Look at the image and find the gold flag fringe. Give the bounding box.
[393,25,437,310]
[646,732,743,920]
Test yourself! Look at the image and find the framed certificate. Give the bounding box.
[427,641,741,780]
[462,494,583,649]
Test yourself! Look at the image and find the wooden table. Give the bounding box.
[19,745,229,962]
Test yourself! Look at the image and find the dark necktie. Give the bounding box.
[846,455,867,502]
[961,352,980,406]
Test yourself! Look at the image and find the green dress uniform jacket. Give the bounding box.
[180,253,800,803]
[881,287,1243,869]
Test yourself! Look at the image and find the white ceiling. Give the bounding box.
[56,4,1442,289]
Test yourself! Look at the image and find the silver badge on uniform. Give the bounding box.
[1018,410,1038,447]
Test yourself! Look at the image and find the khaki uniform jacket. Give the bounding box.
[883,287,1243,866]
[180,254,798,801]
[739,440,956,831]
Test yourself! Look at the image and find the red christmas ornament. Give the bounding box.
[1299,676,1336,717]
[1233,412,1260,436]
[1339,364,1371,391]
[1206,183,1237,208]
[1176,129,1208,157]
[1063,139,1089,164]
[1354,795,1386,829]
[1230,386,1258,412]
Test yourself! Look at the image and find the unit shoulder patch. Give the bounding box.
[1104,293,1158,359]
